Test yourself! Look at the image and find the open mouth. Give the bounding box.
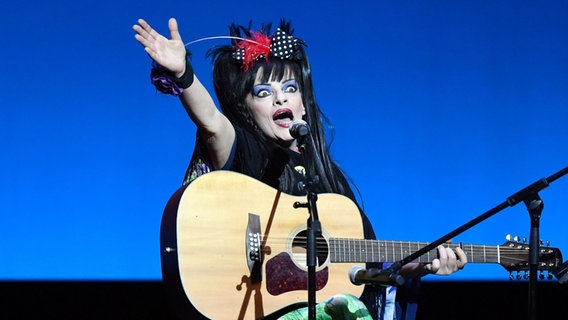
[273,108,294,127]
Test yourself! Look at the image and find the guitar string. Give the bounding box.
[261,235,550,251]
[250,236,550,263]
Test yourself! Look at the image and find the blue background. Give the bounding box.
[2,1,567,281]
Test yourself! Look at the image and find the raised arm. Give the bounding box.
[133,18,235,169]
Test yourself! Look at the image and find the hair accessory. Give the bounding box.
[232,28,305,70]
[270,28,303,59]
[150,51,194,96]
[232,31,271,71]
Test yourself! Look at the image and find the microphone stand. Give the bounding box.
[381,166,568,320]
[292,131,321,320]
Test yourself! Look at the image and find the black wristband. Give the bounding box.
[150,50,194,96]
[172,51,194,89]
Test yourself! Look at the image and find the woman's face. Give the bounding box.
[245,67,306,149]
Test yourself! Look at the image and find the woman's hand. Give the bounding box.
[423,245,468,275]
[400,245,467,278]
[133,18,187,77]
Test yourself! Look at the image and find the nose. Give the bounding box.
[274,89,288,105]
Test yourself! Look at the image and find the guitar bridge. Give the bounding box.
[246,213,263,283]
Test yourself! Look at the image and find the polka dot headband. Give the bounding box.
[232,28,305,71]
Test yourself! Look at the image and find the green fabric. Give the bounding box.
[278,294,373,320]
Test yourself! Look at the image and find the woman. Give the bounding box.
[133,17,466,320]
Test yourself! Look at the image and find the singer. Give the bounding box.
[134,17,467,320]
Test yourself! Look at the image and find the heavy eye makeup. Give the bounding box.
[282,80,299,93]
[252,79,299,98]
[252,85,273,98]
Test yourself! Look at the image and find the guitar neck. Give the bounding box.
[330,238,500,264]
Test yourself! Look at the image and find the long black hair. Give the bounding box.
[205,20,355,199]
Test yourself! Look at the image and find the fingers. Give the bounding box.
[429,245,450,274]
[438,244,450,261]
[442,245,467,273]
[133,19,158,49]
[424,259,441,274]
[133,18,174,62]
[455,247,467,269]
[427,245,457,275]
[420,245,468,276]
[132,18,188,75]
[168,18,182,41]
[133,19,151,39]
[133,18,183,50]
[441,245,459,272]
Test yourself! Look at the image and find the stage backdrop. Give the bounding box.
[2,1,567,282]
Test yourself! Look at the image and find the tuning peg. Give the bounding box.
[516,272,522,280]
[506,234,512,241]
[514,236,520,242]
[546,240,551,247]
[523,271,530,280]
[509,272,514,281]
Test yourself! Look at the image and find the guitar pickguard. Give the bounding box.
[265,252,329,295]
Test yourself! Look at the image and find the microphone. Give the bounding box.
[289,119,310,139]
[349,265,405,287]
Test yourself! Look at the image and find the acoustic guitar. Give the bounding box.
[160,170,562,320]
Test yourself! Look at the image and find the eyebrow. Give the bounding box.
[255,78,297,86]
[282,79,298,85]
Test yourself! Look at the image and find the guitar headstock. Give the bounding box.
[499,235,563,280]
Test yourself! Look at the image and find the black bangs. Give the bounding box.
[253,58,302,87]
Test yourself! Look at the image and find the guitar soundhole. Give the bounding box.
[290,230,329,268]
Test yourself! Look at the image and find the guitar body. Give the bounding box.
[160,170,563,319]
[161,170,366,320]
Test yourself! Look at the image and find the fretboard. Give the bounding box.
[329,238,501,264]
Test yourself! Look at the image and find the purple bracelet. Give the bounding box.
[150,52,194,96]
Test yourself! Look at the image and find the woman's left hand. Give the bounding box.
[423,245,467,275]
[400,245,467,278]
